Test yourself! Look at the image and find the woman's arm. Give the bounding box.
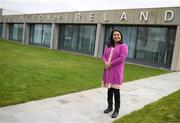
[111,44,128,66]
[102,47,107,64]
[102,47,111,70]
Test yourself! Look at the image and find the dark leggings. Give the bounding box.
[107,88,120,111]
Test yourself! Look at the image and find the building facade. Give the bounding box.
[0,7,180,71]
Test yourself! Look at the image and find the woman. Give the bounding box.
[102,29,128,118]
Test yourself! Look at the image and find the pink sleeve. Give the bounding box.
[102,47,107,64]
[111,44,128,66]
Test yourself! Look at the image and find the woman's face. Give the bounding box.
[113,31,121,43]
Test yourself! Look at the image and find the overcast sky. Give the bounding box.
[0,0,180,13]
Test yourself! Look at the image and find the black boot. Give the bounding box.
[111,110,119,118]
[104,107,113,113]
[112,88,120,118]
[104,88,113,113]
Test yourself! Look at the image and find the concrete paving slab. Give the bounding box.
[0,72,180,123]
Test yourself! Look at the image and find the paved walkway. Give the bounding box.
[0,72,180,123]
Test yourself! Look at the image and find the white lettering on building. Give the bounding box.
[59,15,62,20]
[46,15,51,21]
[140,11,149,22]
[39,15,43,21]
[76,13,81,21]
[89,13,95,21]
[120,12,127,21]
[53,16,57,21]
[66,14,68,20]
[104,12,109,22]
[164,10,174,22]
[10,16,13,21]
[2,9,175,23]
[20,16,24,21]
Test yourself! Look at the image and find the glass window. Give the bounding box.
[104,26,137,59]
[9,23,23,41]
[32,24,43,44]
[59,24,96,55]
[0,23,3,38]
[105,25,176,67]
[43,25,52,46]
[29,24,52,47]
[164,28,176,65]
[136,27,175,66]
[78,25,96,54]
[60,25,78,50]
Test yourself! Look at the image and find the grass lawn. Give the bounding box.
[0,39,169,107]
[113,89,180,123]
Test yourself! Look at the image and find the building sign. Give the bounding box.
[0,9,176,24]
[164,10,174,22]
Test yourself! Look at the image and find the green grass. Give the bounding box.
[124,63,170,82]
[0,39,169,107]
[113,89,180,123]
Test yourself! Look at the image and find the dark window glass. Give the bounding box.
[0,23,3,38]
[9,23,23,41]
[59,24,96,55]
[29,24,52,47]
[105,25,176,67]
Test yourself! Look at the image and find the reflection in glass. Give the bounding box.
[59,25,96,55]
[105,26,176,67]
[0,23,3,38]
[9,23,23,41]
[29,24,52,47]
[136,27,175,66]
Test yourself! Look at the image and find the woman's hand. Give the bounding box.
[104,61,111,70]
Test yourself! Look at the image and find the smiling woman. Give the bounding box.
[102,29,128,118]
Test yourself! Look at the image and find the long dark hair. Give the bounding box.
[107,29,123,48]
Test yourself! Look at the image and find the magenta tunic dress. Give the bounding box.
[102,43,128,89]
